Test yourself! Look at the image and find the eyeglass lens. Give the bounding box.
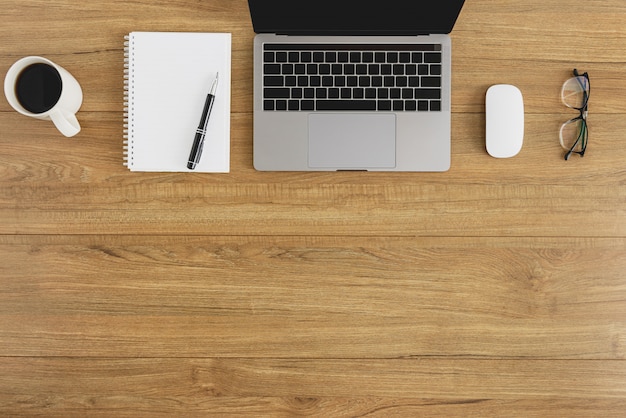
[560,118,587,154]
[561,76,589,109]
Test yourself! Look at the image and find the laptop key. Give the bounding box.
[415,88,441,99]
[322,76,334,86]
[317,100,377,111]
[264,64,281,74]
[281,64,294,75]
[422,77,441,88]
[276,100,287,111]
[264,88,290,98]
[424,52,442,63]
[264,76,284,86]
[378,100,392,111]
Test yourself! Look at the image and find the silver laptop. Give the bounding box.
[248,0,466,171]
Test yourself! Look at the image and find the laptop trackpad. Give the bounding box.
[308,113,396,169]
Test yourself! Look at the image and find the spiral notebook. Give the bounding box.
[123,31,231,172]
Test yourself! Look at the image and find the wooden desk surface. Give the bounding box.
[1,0,625,416]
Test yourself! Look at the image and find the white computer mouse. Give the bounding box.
[486,84,524,158]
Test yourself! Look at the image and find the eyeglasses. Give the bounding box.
[560,69,590,160]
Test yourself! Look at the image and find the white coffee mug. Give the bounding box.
[4,56,82,137]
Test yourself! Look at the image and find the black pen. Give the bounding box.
[187,72,219,170]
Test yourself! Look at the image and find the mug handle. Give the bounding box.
[50,109,81,137]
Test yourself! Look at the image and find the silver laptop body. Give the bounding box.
[248,1,466,172]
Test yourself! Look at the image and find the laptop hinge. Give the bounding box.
[272,32,433,37]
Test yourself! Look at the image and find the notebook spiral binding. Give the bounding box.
[123,35,131,167]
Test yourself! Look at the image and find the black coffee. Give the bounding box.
[15,63,63,114]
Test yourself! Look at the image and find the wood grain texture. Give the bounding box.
[1,235,625,359]
[2,358,626,417]
[1,0,625,416]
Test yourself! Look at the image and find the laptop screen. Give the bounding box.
[248,0,466,36]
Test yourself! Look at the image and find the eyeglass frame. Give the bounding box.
[561,69,590,160]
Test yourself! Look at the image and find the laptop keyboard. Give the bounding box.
[262,43,443,112]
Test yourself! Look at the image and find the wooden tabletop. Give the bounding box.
[1,0,625,416]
